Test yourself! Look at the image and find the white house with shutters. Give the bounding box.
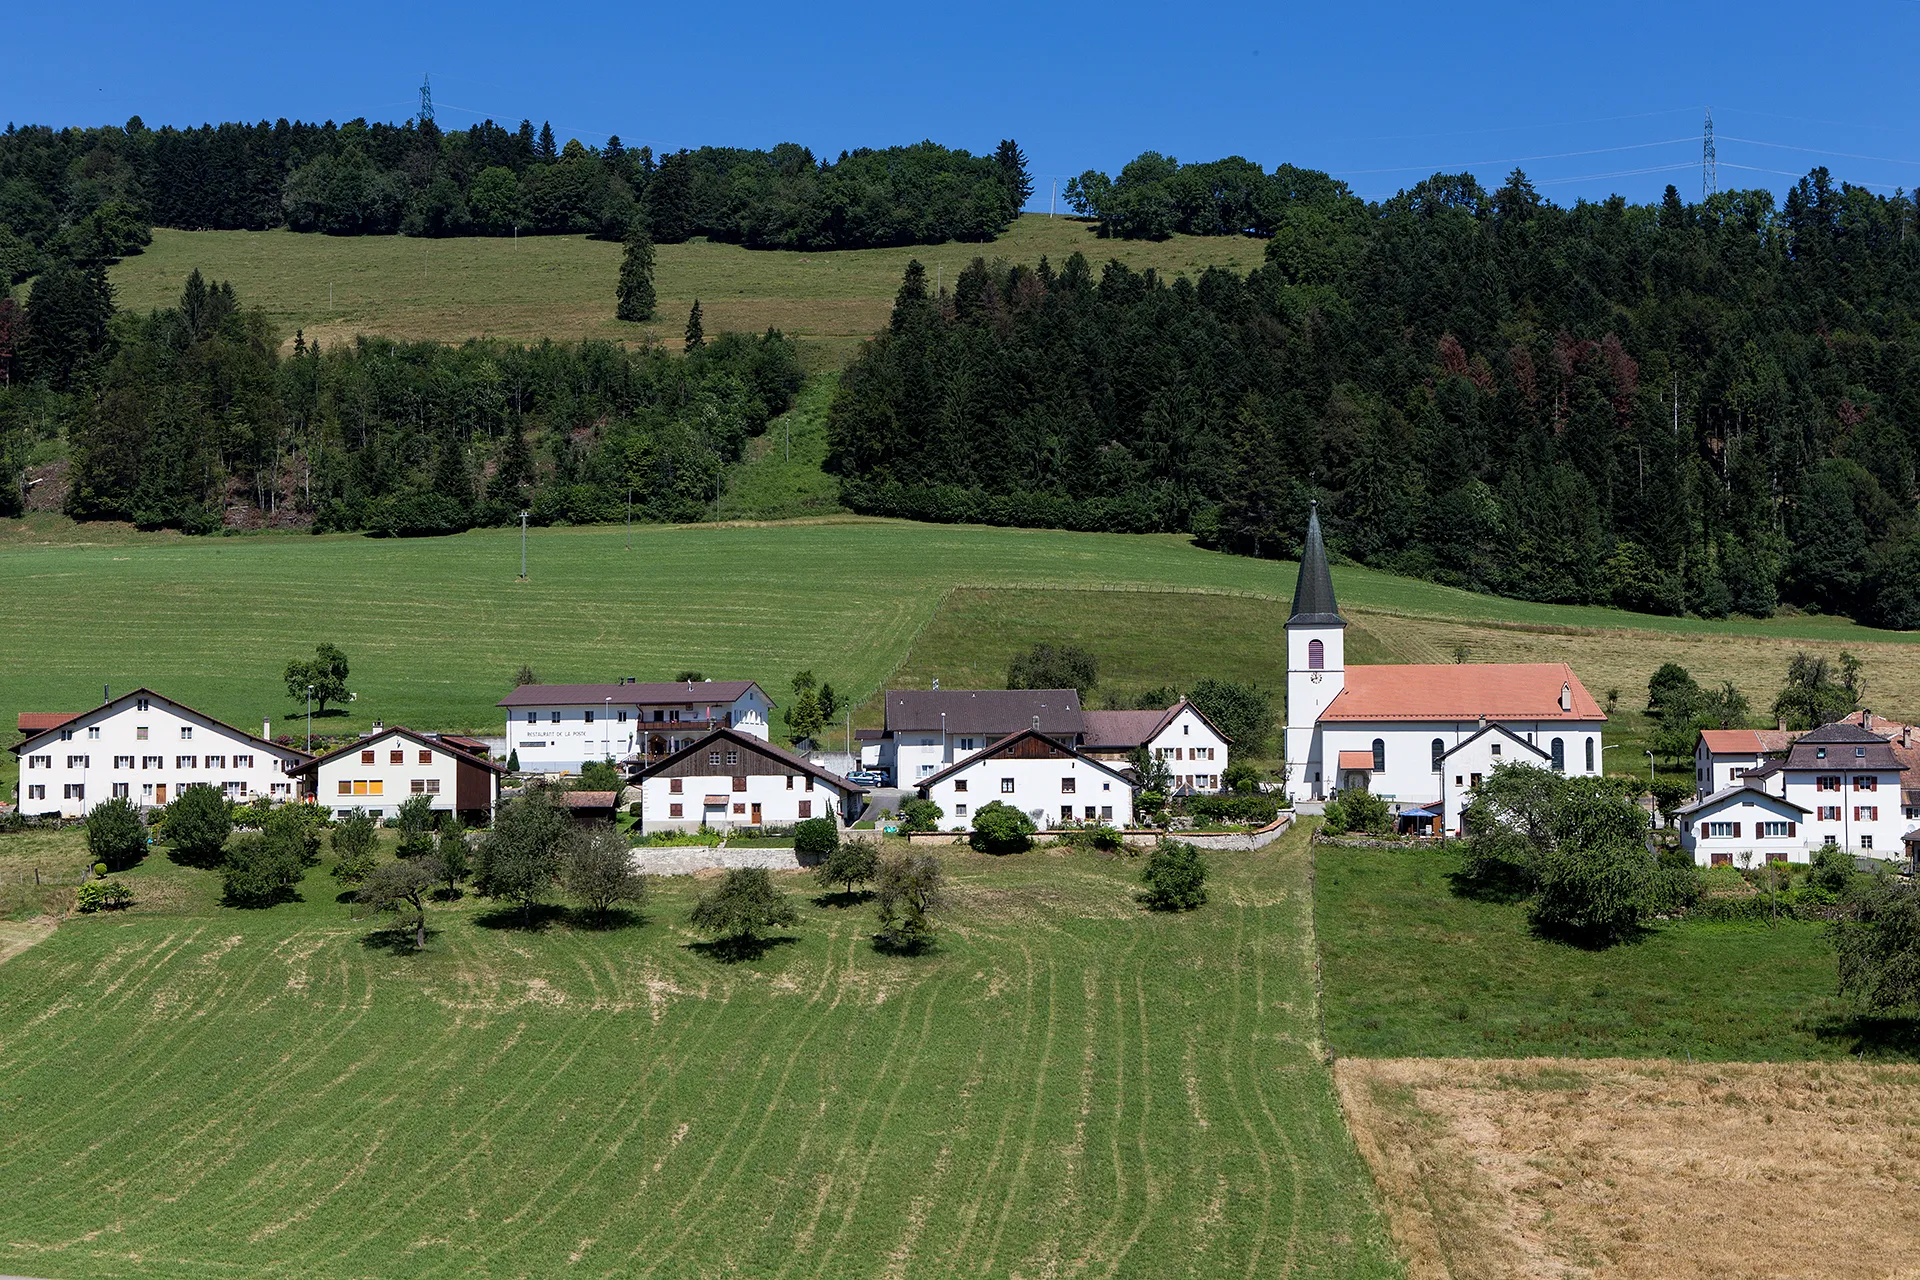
[1080,699,1232,793]
[498,679,773,774]
[1675,783,1812,866]
[288,725,504,823]
[1692,728,1801,797]
[1437,724,1551,836]
[1731,721,1909,861]
[633,727,861,833]
[915,727,1136,832]
[11,688,309,818]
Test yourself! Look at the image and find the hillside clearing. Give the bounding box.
[0,824,1398,1279]
[1336,1057,1920,1280]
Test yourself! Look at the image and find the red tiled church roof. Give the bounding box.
[1319,663,1604,723]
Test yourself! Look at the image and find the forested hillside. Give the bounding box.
[0,118,1029,255]
[5,268,802,535]
[829,168,1920,628]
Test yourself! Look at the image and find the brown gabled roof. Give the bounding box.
[9,688,312,761]
[498,680,767,709]
[17,712,78,733]
[285,725,507,777]
[635,726,861,793]
[1082,698,1236,750]
[562,790,619,809]
[1781,721,1906,772]
[1318,663,1605,723]
[884,688,1084,736]
[916,727,1134,791]
[1698,728,1801,755]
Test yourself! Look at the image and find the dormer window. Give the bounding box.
[1816,747,1826,759]
[1855,746,1867,758]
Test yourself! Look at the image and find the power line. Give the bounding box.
[1718,135,1920,166]
[1330,136,1694,177]
[418,73,433,125]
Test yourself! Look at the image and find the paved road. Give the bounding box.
[854,787,912,826]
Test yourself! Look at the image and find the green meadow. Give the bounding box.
[0,823,1399,1279]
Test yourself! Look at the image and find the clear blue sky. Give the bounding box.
[13,0,1920,210]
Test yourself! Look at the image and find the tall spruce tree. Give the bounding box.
[616,230,657,322]
[537,121,557,162]
[994,139,1033,214]
[684,299,704,352]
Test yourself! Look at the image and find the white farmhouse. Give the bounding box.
[1281,503,1607,832]
[1693,728,1800,797]
[878,688,1085,785]
[1676,783,1812,867]
[498,678,773,774]
[1080,699,1232,792]
[289,725,504,822]
[12,688,310,818]
[634,727,862,833]
[916,727,1135,831]
[1733,721,1909,861]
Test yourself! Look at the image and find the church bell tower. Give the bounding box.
[1284,501,1346,799]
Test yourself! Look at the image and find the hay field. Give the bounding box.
[0,824,1399,1279]
[1336,1057,1920,1280]
[106,215,1270,366]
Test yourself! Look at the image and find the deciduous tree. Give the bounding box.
[560,823,647,922]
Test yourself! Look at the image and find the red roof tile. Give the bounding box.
[1318,664,1604,723]
[17,712,78,732]
[1698,728,1800,754]
[1335,750,1377,771]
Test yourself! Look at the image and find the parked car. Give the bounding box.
[847,770,886,788]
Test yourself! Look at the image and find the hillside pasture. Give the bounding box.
[106,215,1272,367]
[1337,1056,1920,1280]
[0,825,1399,1279]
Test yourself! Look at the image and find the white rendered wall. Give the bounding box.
[638,770,849,832]
[313,734,492,820]
[1284,623,1344,799]
[921,753,1132,832]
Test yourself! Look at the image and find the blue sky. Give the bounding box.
[12,0,1920,210]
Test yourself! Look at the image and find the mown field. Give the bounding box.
[105,215,1271,367]
[0,823,1400,1279]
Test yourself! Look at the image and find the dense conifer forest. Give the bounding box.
[828,167,1920,628]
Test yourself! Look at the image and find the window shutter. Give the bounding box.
[1787,822,1796,836]
[1731,822,1741,838]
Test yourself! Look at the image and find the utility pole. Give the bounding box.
[518,510,530,579]
[419,73,434,125]
[307,685,314,753]
[1702,109,1717,201]
[1050,179,1056,217]
[626,487,632,550]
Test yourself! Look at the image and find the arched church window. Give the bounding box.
[1308,639,1324,670]
[1372,738,1385,772]
[1585,737,1595,772]
[1431,738,1444,773]
[1551,738,1565,772]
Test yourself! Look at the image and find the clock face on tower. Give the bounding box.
[1310,674,1323,684]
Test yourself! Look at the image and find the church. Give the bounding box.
[1282,505,1609,834]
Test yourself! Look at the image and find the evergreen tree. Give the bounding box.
[537,121,557,162]
[24,260,114,390]
[616,229,657,322]
[684,299,704,352]
[890,259,929,332]
[994,139,1033,213]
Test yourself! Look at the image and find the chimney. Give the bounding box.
[1478,714,1487,730]
[1559,682,1572,713]
[1778,716,1787,732]
[1905,726,1912,749]
[1032,715,1041,730]
[263,718,271,740]
[1863,710,1873,732]
[103,684,110,704]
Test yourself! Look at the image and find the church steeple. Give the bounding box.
[1287,500,1346,629]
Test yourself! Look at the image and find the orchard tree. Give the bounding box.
[474,787,569,923]
[437,817,470,892]
[873,851,949,952]
[358,856,443,950]
[560,823,648,923]
[814,836,879,898]
[166,784,232,867]
[394,793,437,859]
[330,807,379,885]
[85,796,146,871]
[690,867,798,955]
[284,643,352,713]
[1139,840,1208,911]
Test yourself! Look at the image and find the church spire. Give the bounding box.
[1287,501,1346,628]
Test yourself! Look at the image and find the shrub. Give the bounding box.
[898,798,944,833]
[75,879,134,912]
[1322,789,1390,836]
[85,797,146,871]
[221,833,308,907]
[1221,759,1263,795]
[1186,793,1279,827]
[1527,844,1655,945]
[166,784,233,867]
[794,817,839,859]
[560,823,647,922]
[970,800,1037,854]
[393,793,438,858]
[1061,824,1125,853]
[874,851,949,952]
[815,839,880,897]
[1139,840,1209,911]
[1809,844,1856,896]
[690,867,799,943]
[330,808,380,885]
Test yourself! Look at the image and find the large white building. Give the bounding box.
[1282,505,1607,832]
[498,678,773,774]
[12,688,310,818]
[289,725,504,823]
[915,727,1136,831]
[1678,720,1908,864]
[633,727,861,833]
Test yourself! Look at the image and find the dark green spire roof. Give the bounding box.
[1287,501,1345,628]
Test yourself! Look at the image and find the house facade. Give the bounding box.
[12,688,310,818]
[289,725,503,823]
[1693,728,1800,798]
[879,688,1086,786]
[1676,783,1812,866]
[1080,700,1232,792]
[633,727,861,833]
[498,679,773,774]
[1737,721,1909,859]
[1280,504,1607,830]
[915,727,1136,831]
[1438,724,1551,835]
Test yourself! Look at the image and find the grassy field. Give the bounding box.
[708,374,845,523]
[0,823,1400,1279]
[1337,1056,1920,1280]
[1312,845,1907,1062]
[106,215,1271,368]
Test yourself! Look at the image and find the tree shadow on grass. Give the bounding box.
[568,907,649,932]
[687,933,799,964]
[1446,863,1534,905]
[1807,1012,1920,1060]
[359,925,440,955]
[811,888,874,910]
[166,847,225,871]
[472,902,569,932]
[222,889,304,910]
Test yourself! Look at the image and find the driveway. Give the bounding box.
[854,787,913,827]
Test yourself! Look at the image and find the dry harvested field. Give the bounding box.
[1336,1057,1920,1280]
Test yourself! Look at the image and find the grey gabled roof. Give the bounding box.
[1286,501,1345,629]
[884,688,1083,736]
[1674,781,1811,818]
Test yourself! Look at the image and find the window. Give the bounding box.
[1001,778,1015,793]
[1760,821,1791,837]
[205,755,225,769]
[1491,742,1502,757]
[1061,805,1075,822]
[1854,776,1878,792]
[114,755,133,769]
[26,785,44,801]
[669,803,684,818]
[1817,775,1841,791]
[418,750,432,765]
[136,698,149,712]
[1308,638,1324,670]
[223,782,246,797]
[1705,821,1738,837]
[1431,738,1444,773]
[1082,805,1095,821]
[180,727,192,740]
[1861,835,1874,850]
[176,756,195,769]
[1855,746,1867,758]
[64,784,85,800]
[550,712,561,723]
[136,726,148,740]
[1824,834,1838,847]
[725,750,739,766]
[59,730,72,741]
[67,755,90,769]
[26,755,48,769]
[1061,776,1077,794]
[528,712,539,723]
[235,755,253,768]
[390,750,404,765]
[426,779,440,795]
[112,783,129,799]
[338,780,353,795]
[959,737,977,750]
[955,803,968,818]
[733,803,745,815]
[669,711,681,723]
[271,783,290,796]
[706,751,722,767]
[805,776,814,792]
[143,756,162,770]
[412,779,427,794]
[88,727,100,739]
[1550,738,1565,772]
[954,779,968,793]
[732,776,747,792]
[669,778,683,794]
[1101,805,1113,820]
[1818,806,1840,821]
[585,710,595,724]
[1371,739,1385,772]
[786,775,795,790]
[1585,738,1595,772]
[1855,806,1879,822]
[798,800,812,819]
